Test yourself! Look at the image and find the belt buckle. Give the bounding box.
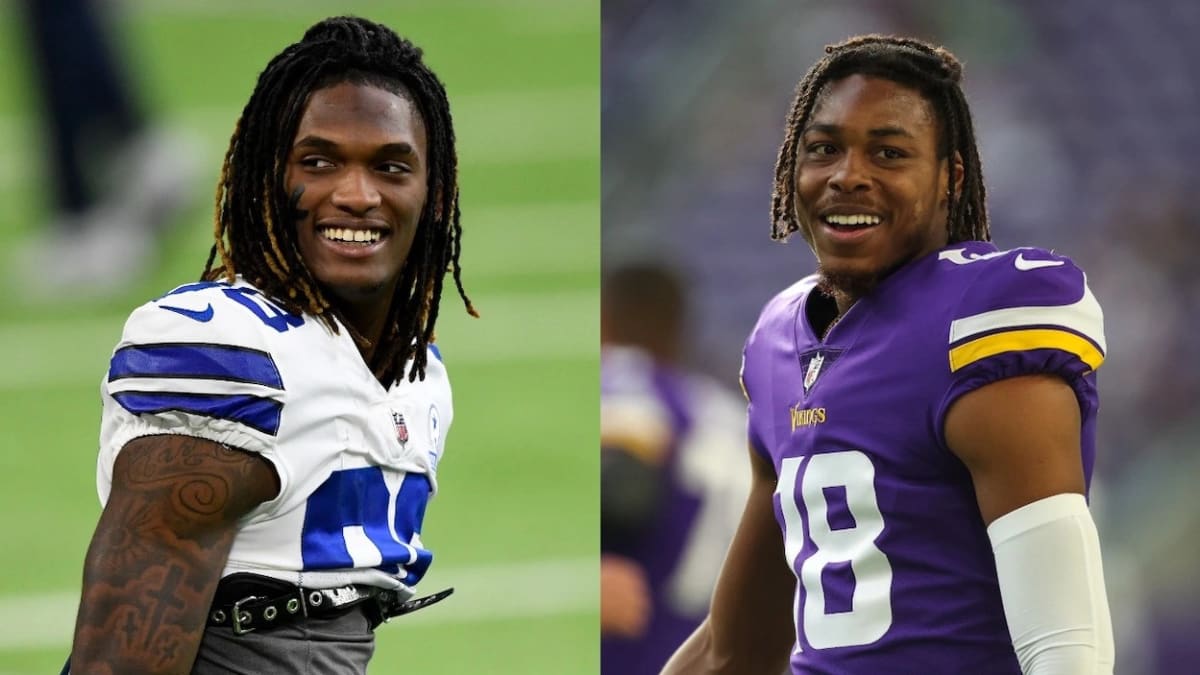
[231,595,263,635]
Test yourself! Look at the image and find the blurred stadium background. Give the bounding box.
[0,1,597,673]
[604,0,1199,672]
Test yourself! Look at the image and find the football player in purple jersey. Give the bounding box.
[602,263,752,674]
[662,35,1113,674]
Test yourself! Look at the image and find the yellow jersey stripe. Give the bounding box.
[949,328,1105,372]
[948,285,1106,353]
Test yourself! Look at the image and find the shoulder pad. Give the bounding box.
[107,281,293,437]
[944,247,1105,373]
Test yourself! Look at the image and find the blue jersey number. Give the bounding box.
[159,282,304,332]
[221,287,304,333]
[300,467,433,585]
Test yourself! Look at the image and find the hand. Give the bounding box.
[601,554,652,638]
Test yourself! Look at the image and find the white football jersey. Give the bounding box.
[97,277,452,591]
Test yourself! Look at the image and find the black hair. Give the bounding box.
[204,16,476,384]
[771,34,989,245]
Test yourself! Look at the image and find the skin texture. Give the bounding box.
[661,76,1090,674]
[944,374,1086,525]
[794,74,962,314]
[70,435,278,674]
[286,82,430,353]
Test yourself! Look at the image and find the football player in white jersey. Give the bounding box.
[67,16,476,674]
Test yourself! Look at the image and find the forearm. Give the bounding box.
[662,614,790,675]
[660,619,718,674]
[990,494,1114,674]
[70,435,276,674]
[661,448,795,674]
[70,507,236,674]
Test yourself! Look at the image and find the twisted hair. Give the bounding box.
[204,16,476,385]
[771,34,989,245]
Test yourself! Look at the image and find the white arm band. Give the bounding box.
[988,493,1114,674]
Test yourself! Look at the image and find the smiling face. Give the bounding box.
[795,74,962,303]
[286,81,429,327]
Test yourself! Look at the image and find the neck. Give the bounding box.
[333,287,398,366]
[831,289,858,316]
[816,273,868,317]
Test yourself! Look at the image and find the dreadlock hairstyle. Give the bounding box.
[771,34,990,246]
[203,16,476,384]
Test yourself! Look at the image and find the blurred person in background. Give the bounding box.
[662,35,1112,674]
[66,16,475,674]
[15,0,198,296]
[601,262,750,675]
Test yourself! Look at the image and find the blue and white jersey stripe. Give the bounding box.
[109,343,284,389]
[109,391,284,436]
[107,342,286,436]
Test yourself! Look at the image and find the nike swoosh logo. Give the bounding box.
[159,303,214,322]
[1014,253,1065,271]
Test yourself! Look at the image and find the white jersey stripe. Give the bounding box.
[107,376,286,398]
[948,283,1105,353]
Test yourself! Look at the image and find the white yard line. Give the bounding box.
[0,556,595,650]
[0,287,596,392]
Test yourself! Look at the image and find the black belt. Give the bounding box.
[207,573,453,635]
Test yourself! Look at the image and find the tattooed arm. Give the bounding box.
[70,435,279,675]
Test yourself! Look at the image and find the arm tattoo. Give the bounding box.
[70,435,277,674]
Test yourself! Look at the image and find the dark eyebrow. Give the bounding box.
[801,123,840,138]
[867,125,915,140]
[292,136,417,158]
[377,142,416,157]
[800,123,916,140]
[293,135,338,151]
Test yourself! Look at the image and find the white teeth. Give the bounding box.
[825,214,881,226]
[320,228,382,243]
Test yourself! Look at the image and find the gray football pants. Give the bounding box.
[192,605,375,674]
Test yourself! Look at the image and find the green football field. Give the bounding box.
[0,1,598,673]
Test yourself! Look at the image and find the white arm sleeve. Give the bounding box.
[988,493,1115,674]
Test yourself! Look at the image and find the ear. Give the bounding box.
[947,151,965,199]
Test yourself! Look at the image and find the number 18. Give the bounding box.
[776,451,893,650]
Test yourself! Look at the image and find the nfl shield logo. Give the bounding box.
[392,411,409,444]
[803,352,824,393]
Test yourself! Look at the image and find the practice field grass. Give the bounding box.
[0,1,598,673]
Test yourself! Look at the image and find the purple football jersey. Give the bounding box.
[741,242,1105,674]
[602,346,750,675]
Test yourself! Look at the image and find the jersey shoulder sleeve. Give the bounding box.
[101,281,291,457]
[935,246,1105,430]
[945,246,1105,376]
[741,276,816,460]
[743,274,817,376]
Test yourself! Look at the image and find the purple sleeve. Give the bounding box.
[740,277,817,468]
[741,349,772,464]
[934,249,1105,447]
